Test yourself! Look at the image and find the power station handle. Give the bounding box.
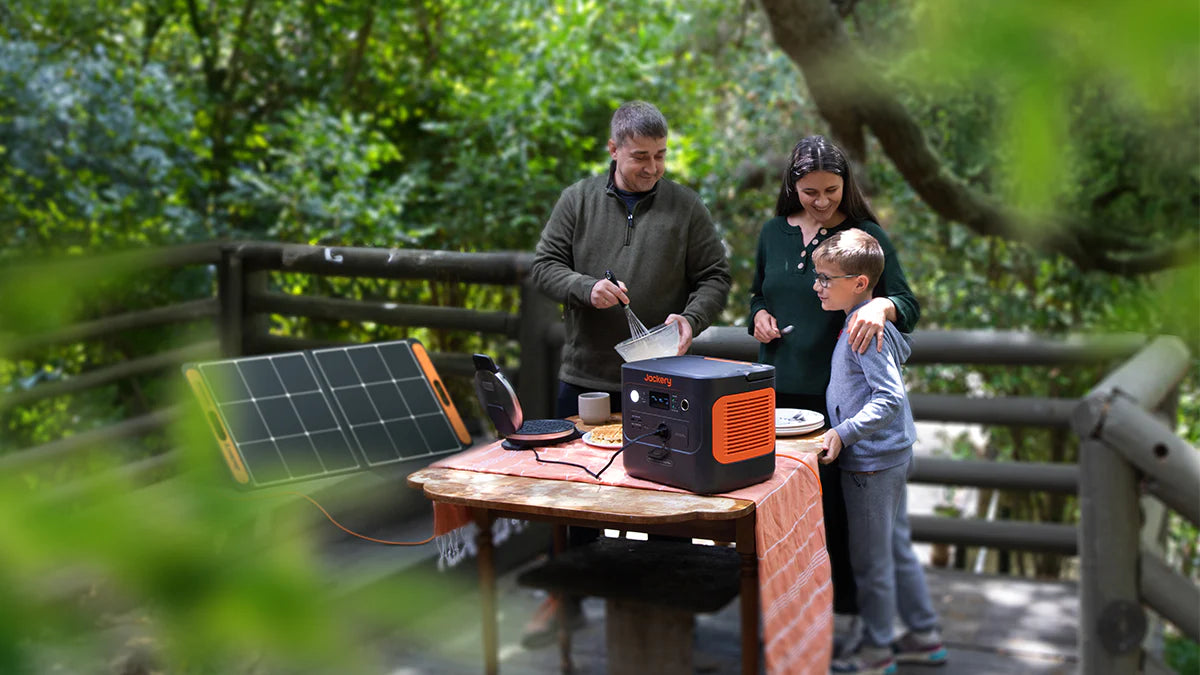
[604,270,628,307]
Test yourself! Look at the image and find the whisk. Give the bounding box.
[605,270,650,339]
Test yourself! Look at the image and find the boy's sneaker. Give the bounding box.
[830,646,897,674]
[892,628,948,665]
[833,615,863,659]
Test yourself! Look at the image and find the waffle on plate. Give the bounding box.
[588,423,623,445]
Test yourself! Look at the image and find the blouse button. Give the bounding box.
[797,262,805,270]
[799,250,807,257]
[819,228,828,235]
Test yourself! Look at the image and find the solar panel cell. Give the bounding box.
[313,350,360,388]
[334,386,379,426]
[274,354,320,392]
[221,400,270,444]
[377,342,421,379]
[256,396,306,438]
[200,362,252,401]
[396,379,439,415]
[238,440,289,484]
[275,435,326,478]
[238,358,287,398]
[309,431,359,471]
[384,418,427,458]
[418,418,462,455]
[354,423,400,465]
[347,346,390,383]
[363,382,405,419]
[291,392,339,431]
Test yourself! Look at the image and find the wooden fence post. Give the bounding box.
[516,277,560,419]
[1075,393,1147,675]
[216,247,270,357]
[216,248,245,358]
[243,269,269,354]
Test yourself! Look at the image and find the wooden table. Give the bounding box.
[406,424,824,675]
[407,466,760,675]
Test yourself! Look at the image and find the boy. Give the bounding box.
[812,229,947,674]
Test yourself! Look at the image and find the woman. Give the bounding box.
[748,135,920,640]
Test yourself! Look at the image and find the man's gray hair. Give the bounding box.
[610,101,668,147]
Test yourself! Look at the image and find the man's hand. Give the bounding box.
[590,277,629,309]
[819,429,843,464]
[752,309,782,344]
[665,314,693,355]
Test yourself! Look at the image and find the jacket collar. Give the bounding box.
[605,160,661,199]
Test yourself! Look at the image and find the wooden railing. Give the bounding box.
[691,328,1199,673]
[0,241,563,475]
[1,241,1196,673]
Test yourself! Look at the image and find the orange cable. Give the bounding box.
[235,490,437,546]
[778,453,822,495]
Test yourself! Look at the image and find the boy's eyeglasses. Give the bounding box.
[814,272,858,288]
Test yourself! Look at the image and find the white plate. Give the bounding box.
[776,423,823,437]
[776,408,824,428]
[582,430,623,449]
[777,417,825,427]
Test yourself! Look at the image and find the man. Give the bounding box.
[531,100,731,412]
[522,100,731,647]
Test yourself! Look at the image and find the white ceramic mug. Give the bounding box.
[578,392,611,425]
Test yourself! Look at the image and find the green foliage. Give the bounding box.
[906,0,1199,219]
[0,409,435,674]
[0,0,1197,669]
[1166,632,1200,675]
[226,103,415,245]
[0,39,205,254]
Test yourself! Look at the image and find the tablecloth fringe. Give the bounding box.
[435,517,528,570]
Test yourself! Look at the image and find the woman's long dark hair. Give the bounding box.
[774,135,878,223]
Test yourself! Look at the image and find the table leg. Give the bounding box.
[552,524,573,673]
[737,515,760,675]
[473,509,498,675]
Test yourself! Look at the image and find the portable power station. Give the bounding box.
[621,355,776,493]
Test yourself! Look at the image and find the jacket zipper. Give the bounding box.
[624,211,634,246]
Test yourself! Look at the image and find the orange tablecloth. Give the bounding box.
[428,437,833,674]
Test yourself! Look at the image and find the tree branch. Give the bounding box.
[1089,233,1200,275]
[223,0,259,97]
[756,0,1186,274]
[343,7,376,101]
[183,0,220,92]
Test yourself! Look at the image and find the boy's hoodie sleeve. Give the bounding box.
[832,331,908,447]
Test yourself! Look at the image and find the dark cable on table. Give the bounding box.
[526,425,669,480]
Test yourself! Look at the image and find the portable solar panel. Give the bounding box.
[183,339,471,488]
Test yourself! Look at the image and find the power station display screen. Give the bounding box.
[648,389,671,410]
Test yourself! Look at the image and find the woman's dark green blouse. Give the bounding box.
[747,216,920,396]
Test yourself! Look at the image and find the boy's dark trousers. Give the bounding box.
[777,392,858,615]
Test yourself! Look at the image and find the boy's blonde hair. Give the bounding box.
[812,229,884,288]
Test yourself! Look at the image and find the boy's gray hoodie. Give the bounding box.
[825,300,916,473]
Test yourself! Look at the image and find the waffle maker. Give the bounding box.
[473,354,581,449]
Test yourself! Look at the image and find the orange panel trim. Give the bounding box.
[185,368,250,484]
[411,342,471,445]
[711,387,775,464]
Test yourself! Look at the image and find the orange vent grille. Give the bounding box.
[711,388,775,464]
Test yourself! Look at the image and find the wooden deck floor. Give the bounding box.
[382,560,1080,674]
